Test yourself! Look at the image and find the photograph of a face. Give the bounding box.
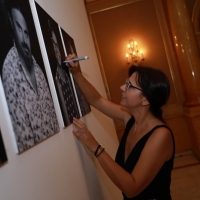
[0,129,7,166]
[35,2,80,127]
[61,29,91,117]
[0,0,59,153]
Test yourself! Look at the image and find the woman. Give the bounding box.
[66,54,175,200]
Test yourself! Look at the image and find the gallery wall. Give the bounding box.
[0,0,121,199]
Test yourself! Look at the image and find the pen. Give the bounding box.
[63,56,89,63]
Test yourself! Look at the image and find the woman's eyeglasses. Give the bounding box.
[125,79,142,91]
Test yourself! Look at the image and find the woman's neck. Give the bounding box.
[132,111,159,131]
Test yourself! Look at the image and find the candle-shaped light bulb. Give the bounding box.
[134,41,138,52]
[126,53,129,64]
[140,50,144,60]
[130,40,134,48]
[127,43,130,49]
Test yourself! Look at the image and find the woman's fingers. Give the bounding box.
[72,118,99,152]
[65,53,78,68]
[73,118,87,137]
[65,54,81,75]
[65,53,76,61]
[73,118,86,131]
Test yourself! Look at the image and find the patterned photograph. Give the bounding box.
[61,29,91,117]
[0,0,59,153]
[35,2,80,127]
[0,129,7,166]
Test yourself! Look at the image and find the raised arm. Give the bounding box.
[66,54,131,124]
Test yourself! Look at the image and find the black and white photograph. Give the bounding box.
[0,0,59,153]
[35,2,80,127]
[0,129,7,166]
[61,29,91,117]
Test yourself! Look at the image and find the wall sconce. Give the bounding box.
[126,40,145,64]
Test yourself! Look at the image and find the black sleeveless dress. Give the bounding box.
[115,117,175,200]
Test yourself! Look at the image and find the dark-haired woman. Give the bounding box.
[66,54,175,200]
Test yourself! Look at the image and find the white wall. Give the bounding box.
[0,0,121,199]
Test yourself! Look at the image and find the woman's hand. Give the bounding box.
[65,54,81,75]
[73,117,99,153]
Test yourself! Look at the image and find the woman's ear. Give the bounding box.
[142,97,149,106]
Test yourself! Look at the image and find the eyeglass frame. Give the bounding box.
[125,79,142,91]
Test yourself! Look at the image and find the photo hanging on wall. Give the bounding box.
[0,0,60,153]
[35,2,81,127]
[61,29,91,117]
[34,1,91,126]
[0,128,8,166]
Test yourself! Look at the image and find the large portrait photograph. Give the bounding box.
[61,30,91,117]
[0,0,59,153]
[35,2,80,127]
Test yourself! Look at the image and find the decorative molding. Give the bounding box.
[87,12,112,100]
[192,0,200,33]
[85,0,143,14]
[196,32,200,49]
[193,0,200,49]
[154,0,182,106]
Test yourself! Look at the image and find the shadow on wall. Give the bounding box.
[74,139,110,200]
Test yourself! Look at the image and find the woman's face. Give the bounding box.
[120,72,144,109]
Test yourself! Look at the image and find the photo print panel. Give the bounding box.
[61,30,91,117]
[0,129,8,166]
[0,0,59,153]
[35,2,80,127]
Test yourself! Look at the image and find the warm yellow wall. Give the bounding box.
[85,0,193,154]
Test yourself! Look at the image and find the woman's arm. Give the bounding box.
[66,54,131,123]
[72,118,174,198]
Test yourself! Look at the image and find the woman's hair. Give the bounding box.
[128,65,170,123]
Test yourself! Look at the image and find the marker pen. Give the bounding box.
[63,56,89,63]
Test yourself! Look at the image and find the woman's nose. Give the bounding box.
[120,84,126,91]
